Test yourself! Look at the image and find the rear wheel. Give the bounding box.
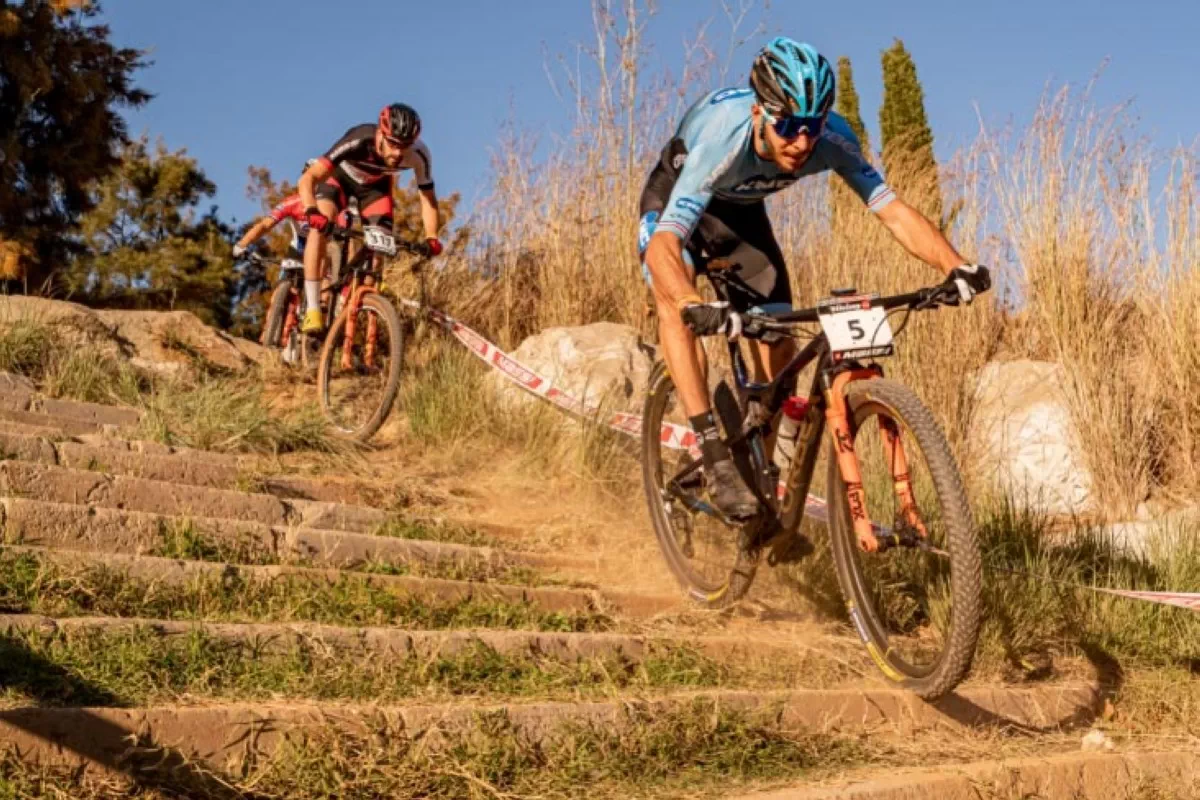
[827,377,981,700]
[317,292,404,442]
[640,362,759,608]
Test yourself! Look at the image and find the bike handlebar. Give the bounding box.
[323,226,435,258]
[745,284,958,329]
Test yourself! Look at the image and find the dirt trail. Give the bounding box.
[0,379,1192,798]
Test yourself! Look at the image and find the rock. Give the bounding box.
[1099,505,1200,559]
[94,309,268,375]
[0,296,268,376]
[486,322,654,416]
[970,359,1096,517]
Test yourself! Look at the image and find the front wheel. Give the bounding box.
[640,361,759,609]
[317,292,404,442]
[827,378,981,700]
[262,279,296,349]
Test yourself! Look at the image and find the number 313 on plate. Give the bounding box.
[816,295,895,360]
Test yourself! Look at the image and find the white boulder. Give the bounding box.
[970,359,1096,516]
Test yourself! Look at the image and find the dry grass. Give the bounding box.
[370,7,1197,522]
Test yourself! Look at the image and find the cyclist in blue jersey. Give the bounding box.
[638,37,990,520]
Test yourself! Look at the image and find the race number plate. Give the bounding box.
[363,225,397,256]
[816,294,895,361]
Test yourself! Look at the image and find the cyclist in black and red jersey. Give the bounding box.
[296,103,443,333]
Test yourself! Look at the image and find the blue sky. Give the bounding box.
[99,0,1198,229]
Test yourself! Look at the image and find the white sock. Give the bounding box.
[304,280,322,312]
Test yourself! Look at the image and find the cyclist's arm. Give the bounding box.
[824,121,967,277]
[417,187,439,240]
[298,159,334,209]
[410,142,439,240]
[234,216,276,250]
[876,200,966,276]
[644,145,717,308]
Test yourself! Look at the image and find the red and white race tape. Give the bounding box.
[403,300,703,455]
[1090,588,1200,612]
[402,299,1200,615]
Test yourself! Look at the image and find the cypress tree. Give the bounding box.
[879,39,941,220]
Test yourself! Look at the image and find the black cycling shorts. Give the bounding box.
[637,139,791,312]
[314,175,393,230]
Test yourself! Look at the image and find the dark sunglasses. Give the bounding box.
[769,112,824,139]
[382,134,415,149]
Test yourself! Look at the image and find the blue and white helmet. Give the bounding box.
[749,37,835,118]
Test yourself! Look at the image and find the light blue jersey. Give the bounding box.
[655,88,895,242]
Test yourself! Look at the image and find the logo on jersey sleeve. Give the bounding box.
[671,197,705,226]
[710,88,754,105]
[637,211,659,253]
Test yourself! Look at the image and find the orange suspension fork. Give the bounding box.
[824,369,882,553]
[878,415,928,538]
[280,289,300,345]
[340,282,377,371]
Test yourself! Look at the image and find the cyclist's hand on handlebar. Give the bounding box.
[302,207,333,234]
[680,300,742,340]
[421,237,443,257]
[943,263,991,305]
[231,244,248,259]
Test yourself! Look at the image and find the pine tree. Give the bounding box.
[65,137,237,327]
[0,0,149,290]
[879,38,941,221]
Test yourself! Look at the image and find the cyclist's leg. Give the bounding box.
[696,199,796,382]
[638,165,710,414]
[305,177,347,330]
[639,166,758,520]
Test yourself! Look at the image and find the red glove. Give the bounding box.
[424,237,443,257]
[303,207,332,234]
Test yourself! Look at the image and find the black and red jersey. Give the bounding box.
[317,124,434,190]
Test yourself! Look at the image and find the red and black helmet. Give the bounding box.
[378,103,421,143]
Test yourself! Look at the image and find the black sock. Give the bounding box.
[689,411,729,464]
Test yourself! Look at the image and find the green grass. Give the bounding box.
[780,496,1200,682]
[0,320,145,405]
[0,700,882,799]
[152,519,276,566]
[0,319,342,456]
[0,552,610,633]
[0,626,798,708]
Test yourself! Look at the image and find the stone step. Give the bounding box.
[0,612,791,663]
[1,497,594,574]
[0,684,1101,772]
[730,750,1199,800]
[0,390,140,428]
[3,545,679,619]
[0,460,386,532]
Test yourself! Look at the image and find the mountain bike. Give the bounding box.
[258,210,356,370]
[255,252,308,366]
[314,224,431,442]
[640,272,986,699]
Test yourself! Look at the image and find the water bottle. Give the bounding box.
[773,396,810,500]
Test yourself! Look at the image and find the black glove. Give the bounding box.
[944,264,991,305]
[680,301,743,339]
[303,207,333,234]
